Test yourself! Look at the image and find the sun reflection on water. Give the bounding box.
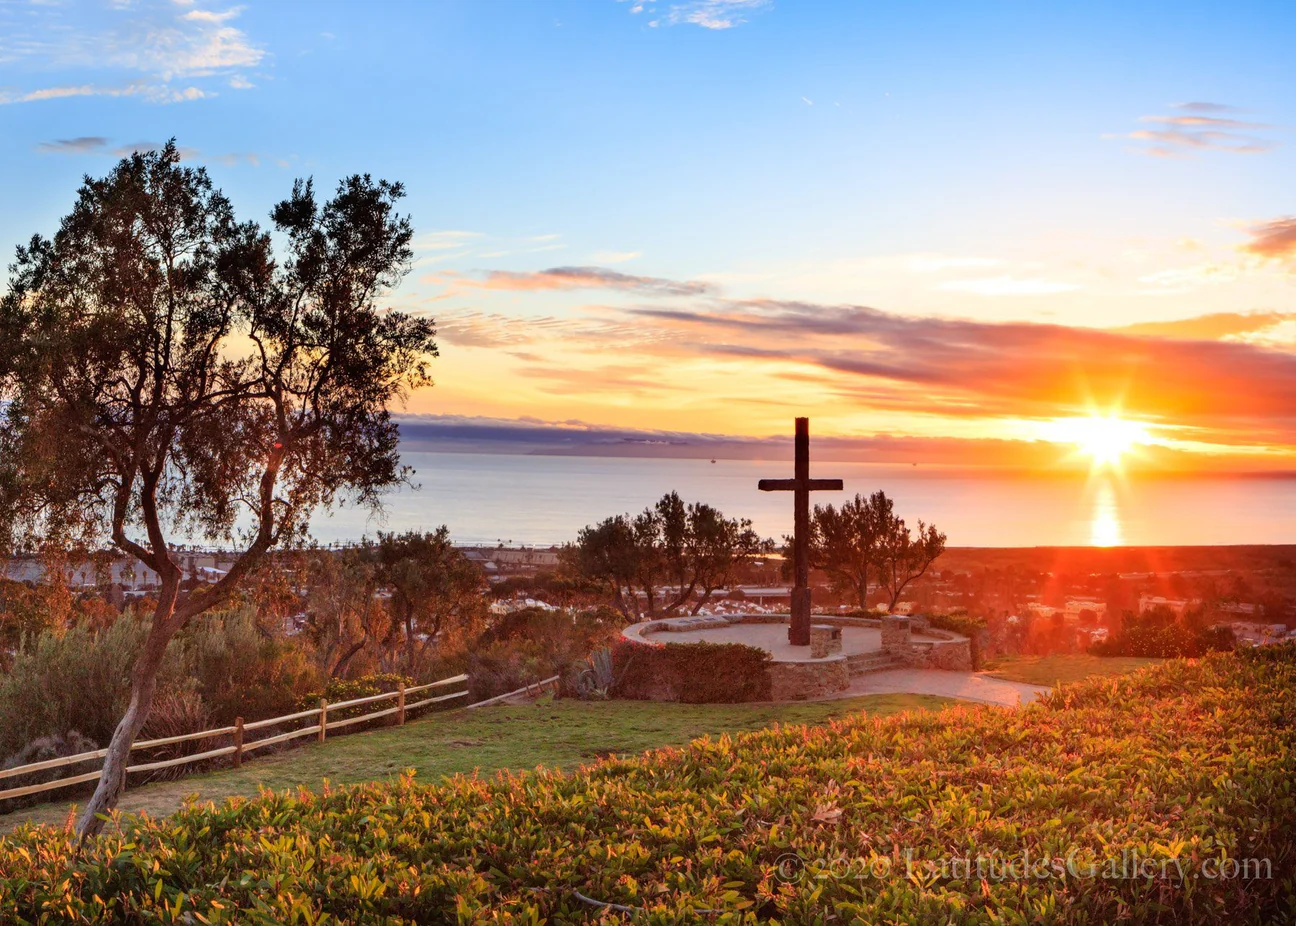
[1090,481,1123,546]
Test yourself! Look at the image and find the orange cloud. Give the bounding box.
[626,300,1296,435]
[1111,312,1295,341]
[1243,217,1296,261]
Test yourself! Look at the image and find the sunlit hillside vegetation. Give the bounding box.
[1,647,1292,923]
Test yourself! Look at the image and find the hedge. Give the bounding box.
[0,646,1292,923]
[612,639,772,702]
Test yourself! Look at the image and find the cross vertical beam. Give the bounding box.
[758,417,844,646]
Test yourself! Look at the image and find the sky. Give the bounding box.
[2,0,1296,473]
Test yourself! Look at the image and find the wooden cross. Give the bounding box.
[759,417,844,646]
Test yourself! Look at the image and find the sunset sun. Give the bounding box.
[1047,415,1151,468]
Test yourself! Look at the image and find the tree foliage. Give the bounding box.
[374,528,486,670]
[807,490,946,610]
[0,142,436,834]
[300,548,392,679]
[566,492,769,619]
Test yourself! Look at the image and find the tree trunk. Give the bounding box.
[332,638,366,678]
[403,603,415,671]
[690,587,717,615]
[76,583,179,838]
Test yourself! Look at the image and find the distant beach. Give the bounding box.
[309,452,1296,548]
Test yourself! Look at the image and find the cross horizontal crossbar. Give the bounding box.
[757,478,844,492]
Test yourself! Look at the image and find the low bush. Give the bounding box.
[295,673,412,723]
[0,606,322,784]
[0,613,187,757]
[612,639,772,702]
[466,639,559,701]
[134,689,220,783]
[0,731,99,811]
[1092,607,1236,658]
[0,647,1292,922]
[180,606,323,724]
[469,607,622,700]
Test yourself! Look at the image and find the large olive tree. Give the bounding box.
[0,143,437,836]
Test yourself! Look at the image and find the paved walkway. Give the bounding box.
[820,669,1049,707]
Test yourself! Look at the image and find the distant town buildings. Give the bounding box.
[2,551,242,591]
[461,546,560,576]
[1137,595,1197,618]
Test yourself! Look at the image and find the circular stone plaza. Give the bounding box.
[621,613,973,701]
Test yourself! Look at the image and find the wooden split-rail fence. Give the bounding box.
[0,673,559,804]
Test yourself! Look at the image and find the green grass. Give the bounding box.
[1,692,952,832]
[983,653,1164,686]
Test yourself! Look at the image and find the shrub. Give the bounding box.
[1091,608,1236,658]
[0,647,1292,922]
[134,689,219,783]
[573,647,615,700]
[296,673,412,723]
[0,731,99,811]
[0,613,186,756]
[612,639,772,702]
[180,606,322,724]
[467,639,558,701]
[469,607,622,701]
[0,606,325,779]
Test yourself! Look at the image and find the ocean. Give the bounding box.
[307,452,1296,548]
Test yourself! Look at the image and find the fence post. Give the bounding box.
[318,698,328,743]
[233,717,244,769]
[397,682,406,726]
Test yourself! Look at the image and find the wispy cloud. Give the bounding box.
[35,136,111,154]
[414,230,488,252]
[1242,217,1296,262]
[626,0,772,30]
[1137,263,1239,291]
[937,276,1080,296]
[33,136,281,167]
[589,250,642,264]
[1113,311,1296,342]
[1121,102,1275,157]
[0,1,264,105]
[472,266,716,297]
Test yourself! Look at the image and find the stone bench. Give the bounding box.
[809,624,842,659]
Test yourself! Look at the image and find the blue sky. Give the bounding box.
[3,0,1296,466]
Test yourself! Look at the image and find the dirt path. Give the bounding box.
[823,669,1049,706]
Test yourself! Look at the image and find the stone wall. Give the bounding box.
[768,658,850,701]
[881,615,912,658]
[617,613,972,703]
[922,639,974,671]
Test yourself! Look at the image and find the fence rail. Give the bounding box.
[0,672,482,804]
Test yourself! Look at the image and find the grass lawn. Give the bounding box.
[1,692,952,833]
[983,653,1165,686]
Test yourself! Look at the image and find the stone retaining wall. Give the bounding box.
[768,658,850,700]
[618,612,972,702]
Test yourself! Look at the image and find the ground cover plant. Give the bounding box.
[0,647,1292,923]
[3,694,950,832]
[982,653,1164,687]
